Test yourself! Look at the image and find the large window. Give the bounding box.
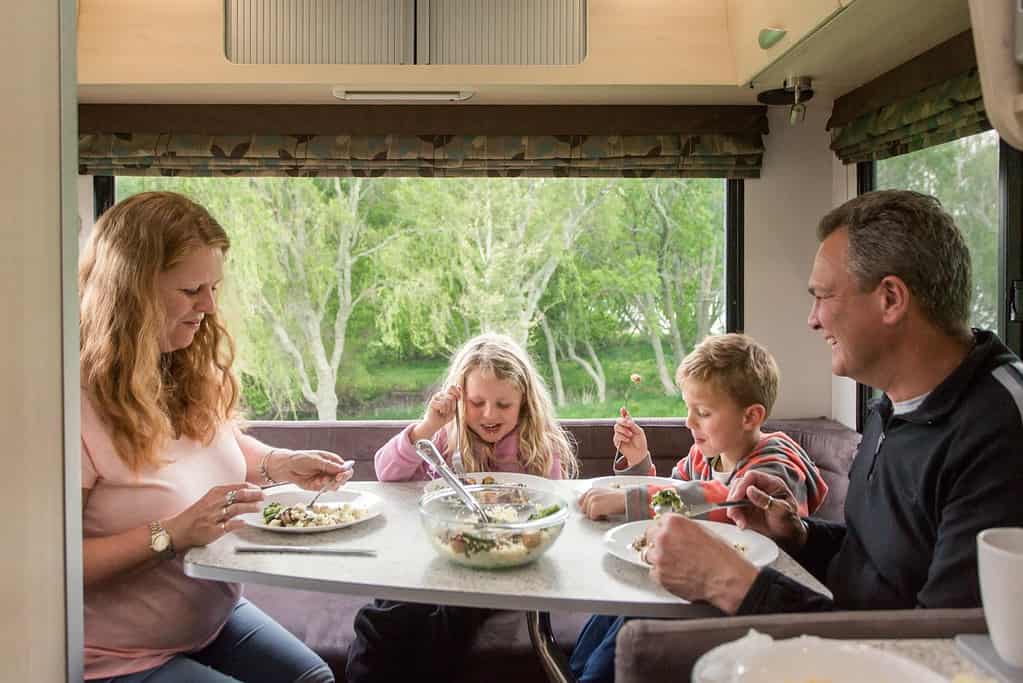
[877,130,1000,330]
[115,177,728,420]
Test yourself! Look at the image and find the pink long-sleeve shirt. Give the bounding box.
[81,393,262,680]
[375,423,563,481]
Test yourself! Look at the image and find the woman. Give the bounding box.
[80,191,348,682]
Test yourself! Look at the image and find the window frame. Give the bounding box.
[856,135,1023,432]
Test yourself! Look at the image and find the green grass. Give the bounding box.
[326,340,688,420]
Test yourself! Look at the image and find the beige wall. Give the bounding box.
[0,1,76,681]
[743,105,836,419]
[829,155,858,428]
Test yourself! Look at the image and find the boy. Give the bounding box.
[571,334,828,683]
[579,333,828,523]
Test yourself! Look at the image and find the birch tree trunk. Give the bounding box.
[539,315,566,406]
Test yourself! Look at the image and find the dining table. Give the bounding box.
[184,480,831,683]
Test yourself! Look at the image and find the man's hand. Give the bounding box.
[726,470,808,553]
[644,513,759,615]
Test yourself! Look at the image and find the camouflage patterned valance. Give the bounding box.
[831,69,991,164]
[78,132,765,179]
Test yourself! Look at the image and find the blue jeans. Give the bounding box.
[569,615,629,683]
[91,599,333,683]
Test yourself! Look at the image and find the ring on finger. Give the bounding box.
[221,505,230,518]
[225,489,237,507]
[766,496,776,510]
[219,521,226,531]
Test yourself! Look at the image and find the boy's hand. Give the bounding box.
[578,487,627,520]
[613,407,649,466]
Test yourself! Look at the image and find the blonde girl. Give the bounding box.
[374,332,578,481]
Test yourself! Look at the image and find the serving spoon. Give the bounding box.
[414,439,492,524]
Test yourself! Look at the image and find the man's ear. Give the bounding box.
[877,275,910,324]
[743,403,767,430]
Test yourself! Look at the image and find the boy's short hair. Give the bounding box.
[676,334,779,415]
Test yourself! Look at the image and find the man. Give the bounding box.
[644,189,1023,613]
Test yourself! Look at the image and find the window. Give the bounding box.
[876,130,1000,330]
[113,177,731,420]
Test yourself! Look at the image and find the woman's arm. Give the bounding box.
[82,487,167,589]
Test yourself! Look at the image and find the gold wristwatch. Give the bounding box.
[148,520,175,559]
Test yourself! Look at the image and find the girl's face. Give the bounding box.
[463,368,523,444]
[156,246,224,353]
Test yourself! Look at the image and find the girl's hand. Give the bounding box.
[270,449,354,492]
[578,487,627,520]
[419,385,462,437]
[163,483,263,550]
[613,407,649,467]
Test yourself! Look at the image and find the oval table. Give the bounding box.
[185,481,830,682]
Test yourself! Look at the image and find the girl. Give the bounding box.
[374,332,578,482]
[347,333,578,683]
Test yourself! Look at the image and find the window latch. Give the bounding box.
[1010,280,1023,323]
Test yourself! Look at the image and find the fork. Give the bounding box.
[307,484,330,508]
[451,395,466,476]
[652,499,753,517]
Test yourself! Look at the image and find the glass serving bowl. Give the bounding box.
[419,484,570,569]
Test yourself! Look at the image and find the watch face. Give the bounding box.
[153,532,170,553]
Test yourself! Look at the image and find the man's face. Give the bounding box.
[807,229,884,382]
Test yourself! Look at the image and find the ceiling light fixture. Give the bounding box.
[756,76,814,126]
[331,88,475,102]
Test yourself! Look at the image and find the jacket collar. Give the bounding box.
[877,329,1015,425]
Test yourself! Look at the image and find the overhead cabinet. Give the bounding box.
[224,0,588,65]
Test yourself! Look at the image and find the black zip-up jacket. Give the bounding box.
[739,330,1023,613]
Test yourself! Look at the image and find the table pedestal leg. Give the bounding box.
[526,610,577,683]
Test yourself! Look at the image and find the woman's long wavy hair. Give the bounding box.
[441,333,578,479]
[80,191,239,472]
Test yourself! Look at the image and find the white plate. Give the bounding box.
[422,471,556,494]
[693,633,948,683]
[603,519,778,569]
[588,475,679,491]
[241,489,383,534]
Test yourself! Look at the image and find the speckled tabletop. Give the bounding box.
[184,480,830,617]
[862,639,987,680]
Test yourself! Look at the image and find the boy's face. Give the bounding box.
[681,379,757,458]
[464,368,523,444]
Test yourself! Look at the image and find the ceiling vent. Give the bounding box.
[225,0,587,65]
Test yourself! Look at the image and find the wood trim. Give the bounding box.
[828,31,977,131]
[78,104,769,136]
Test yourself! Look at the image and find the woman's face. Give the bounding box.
[463,368,523,444]
[156,247,224,353]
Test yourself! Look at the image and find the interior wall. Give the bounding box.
[830,156,858,429]
[1,0,75,680]
[743,105,835,419]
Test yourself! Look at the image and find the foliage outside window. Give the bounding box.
[877,130,999,330]
[115,177,725,420]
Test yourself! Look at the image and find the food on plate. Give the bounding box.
[651,488,683,514]
[261,501,367,528]
[630,534,648,553]
[732,541,747,554]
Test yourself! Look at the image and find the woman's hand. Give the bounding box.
[413,385,462,441]
[163,483,263,550]
[578,487,627,520]
[726,470,808,553]
[269,449,354,492]
[613,407,649,467]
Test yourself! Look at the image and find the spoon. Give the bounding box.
[414,439,491,524]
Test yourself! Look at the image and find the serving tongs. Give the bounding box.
[415,439,492,524]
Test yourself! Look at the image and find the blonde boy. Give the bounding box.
[579,333,828,522]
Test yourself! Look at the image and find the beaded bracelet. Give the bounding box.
[260,449,279,485]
